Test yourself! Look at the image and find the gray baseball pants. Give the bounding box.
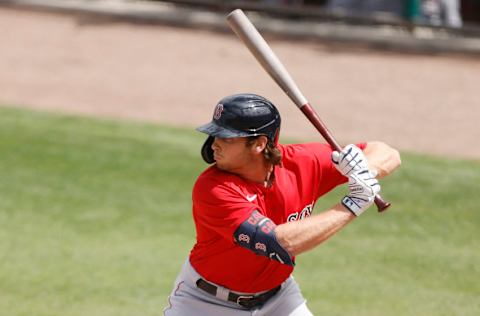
[163,259,313,316]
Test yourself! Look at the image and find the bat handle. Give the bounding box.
[374,195,391,212]
[300,104,391,213]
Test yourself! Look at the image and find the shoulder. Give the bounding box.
[278,142,365,174]
[279,143,334,165]
[194,165,240,188]
[280,142,366,159]
[193,166,249,201]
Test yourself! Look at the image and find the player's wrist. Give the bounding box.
[341,196,365,216]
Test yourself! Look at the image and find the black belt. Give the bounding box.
[196,278,281,309]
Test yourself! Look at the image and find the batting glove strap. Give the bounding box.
[342,196,364,216]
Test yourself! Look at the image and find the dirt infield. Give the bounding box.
[1,7,479,159]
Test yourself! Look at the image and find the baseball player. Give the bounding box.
[164,93,401,315]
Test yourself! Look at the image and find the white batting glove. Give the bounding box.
[342,169,381,216]
[332,144,369,177]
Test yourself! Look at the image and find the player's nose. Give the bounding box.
[212,138,220,150]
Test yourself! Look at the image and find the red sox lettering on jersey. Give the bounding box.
[287,202,314,222]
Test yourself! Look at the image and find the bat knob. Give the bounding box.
[375,195,391,212]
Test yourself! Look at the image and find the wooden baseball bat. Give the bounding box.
[226,9,391,212]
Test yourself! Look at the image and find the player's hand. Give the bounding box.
[331,144,369,177]
[341,169,381,216]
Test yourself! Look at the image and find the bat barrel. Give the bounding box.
[227,9,308,108]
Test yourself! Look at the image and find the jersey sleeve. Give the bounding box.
[305,142,367,198]
[192,174,258,241]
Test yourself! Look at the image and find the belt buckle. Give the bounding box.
[236,295,255,307]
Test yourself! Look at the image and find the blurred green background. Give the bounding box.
[0,106,478,316]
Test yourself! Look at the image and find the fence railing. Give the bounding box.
[154,0,480,37]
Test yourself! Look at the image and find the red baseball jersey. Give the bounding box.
[189,142,366,293]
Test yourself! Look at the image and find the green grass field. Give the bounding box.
[0,106,478,316]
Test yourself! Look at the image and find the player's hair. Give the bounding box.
[247,136,282,166]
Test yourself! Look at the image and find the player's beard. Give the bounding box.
[214,151,253,174]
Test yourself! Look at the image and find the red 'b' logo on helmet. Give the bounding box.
[213,104,224,120]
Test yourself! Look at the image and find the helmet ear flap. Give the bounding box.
[201,136,215,164]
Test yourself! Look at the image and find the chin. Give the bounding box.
[215,162,226,170]
[215,161,231,172]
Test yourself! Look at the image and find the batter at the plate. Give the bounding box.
[164,93,401,316]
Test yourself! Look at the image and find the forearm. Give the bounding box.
[364,141,401,178]
[275,204,355,257]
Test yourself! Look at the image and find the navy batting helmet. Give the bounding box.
[197,93,281,164]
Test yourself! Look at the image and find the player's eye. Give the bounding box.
[218,137,234,144]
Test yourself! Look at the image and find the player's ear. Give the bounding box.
[254,136,268,154]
